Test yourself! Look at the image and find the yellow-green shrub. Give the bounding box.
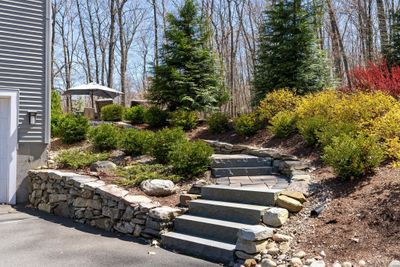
[370,107,400,160]
[322,134,385,178]
[233,113,260,136]
[268,111,297,138]
[258,89,299,121]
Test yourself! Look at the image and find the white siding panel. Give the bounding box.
[0,0,48,143]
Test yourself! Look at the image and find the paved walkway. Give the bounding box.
[213,175,290,189]
[0,205,217,267]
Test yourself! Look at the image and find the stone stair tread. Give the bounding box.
[203,184,282,194]
[212,154,262,159]
[162,232,235,263]
[190,199,270,211]
[213,166,274,170]
[162,231,236,249]
[176,214,253,231]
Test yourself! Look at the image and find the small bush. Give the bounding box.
[207,112,230,134]
[101,104,124,121]
[268,111,297,138]
[168,140,213,177]
[117,164,181,186]
[297,116,328,145]
[233,113,260,137]
[118,129,155,156]
[88,124,120,151]
[322,134,385,178]
[51,114,64,137]
[56,149,109,169]
[170,109,198,130]
[258,89,299,121]
[124,106,146,124]
[147,127,187,163]
[316,121,358,147]
[58,114,89,144]
[144,106,169,128]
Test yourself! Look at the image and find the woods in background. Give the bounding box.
[52,0,400,114]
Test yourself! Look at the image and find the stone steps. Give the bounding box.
[211,154,272,168]
[201,185,281,206]
[161,232,236,264]
[212,166,274,178]
[174,214,251,243]
[189,199,269,224]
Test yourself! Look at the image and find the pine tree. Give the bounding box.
[253,0,328,104]
[388,10,400,67]
[148,0,227,111]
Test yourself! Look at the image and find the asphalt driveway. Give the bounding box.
[0,205,218,267]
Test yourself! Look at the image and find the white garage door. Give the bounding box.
[0,98,10,203]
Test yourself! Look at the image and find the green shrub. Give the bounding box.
[117,164,181,186]
[268,111,297,138]
[88,124,120,151]
[56,149,109,169]
[170,109,198,130]
[168,140,213,177]
[316,121,358,147]
[101,104,124,121]
[296,116,328,145]
[147,127,187,163]
[258,89,299,121]
[51,89,63,117]
[207,112,230,134]
[124,106,146,124]
[322,134,385,178]
[58,114,89,144]
[233,113,259,136]
[144,106,169,127]
[118,129,155,156]
[51,114,64,137]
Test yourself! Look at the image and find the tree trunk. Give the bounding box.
[76,0,92,83]
[107,0,116,88]
[376,0,389,55]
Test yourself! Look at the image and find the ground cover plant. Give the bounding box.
[55,149,109,169]
[117,164,181,186]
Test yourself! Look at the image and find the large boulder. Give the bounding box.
[276,195,303,213]
[140,179,176,197]
[90,161,117,175]
[148,206,182,221]
[263,207,289,227]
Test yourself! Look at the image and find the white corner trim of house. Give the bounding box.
[0,89,19,205]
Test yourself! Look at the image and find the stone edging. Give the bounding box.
[28,170,182,240]
[202,140,314,196]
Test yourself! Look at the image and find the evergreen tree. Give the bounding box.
[253,0,328,104]
[388,10,400,67]
[148,0,227,111]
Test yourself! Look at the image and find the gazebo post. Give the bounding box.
[91,91,95,109]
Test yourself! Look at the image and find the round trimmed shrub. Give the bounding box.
[58,114,89,144]
[101,104,124,121]
[124,106,146,124]
[322,134,385,178]
[88,124,120,151]
[147,127,187,163]
[118,129,155,156]
[207,112,230,134]
[268,111,297,138]
[233,113,259,137]
[168,140,213,177]
[170,109,198,131]
[144,106,169,128]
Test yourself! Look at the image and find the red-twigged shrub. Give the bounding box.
[347,61,400,97]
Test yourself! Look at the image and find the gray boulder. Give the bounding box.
[140,179,176,197]
[90,161,117,174]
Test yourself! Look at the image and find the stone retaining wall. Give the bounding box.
[203,140,314,196]
[28,170,182,239]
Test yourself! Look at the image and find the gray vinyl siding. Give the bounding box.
[0,0,50,143]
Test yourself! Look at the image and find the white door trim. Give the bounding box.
[0,89,19,205]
